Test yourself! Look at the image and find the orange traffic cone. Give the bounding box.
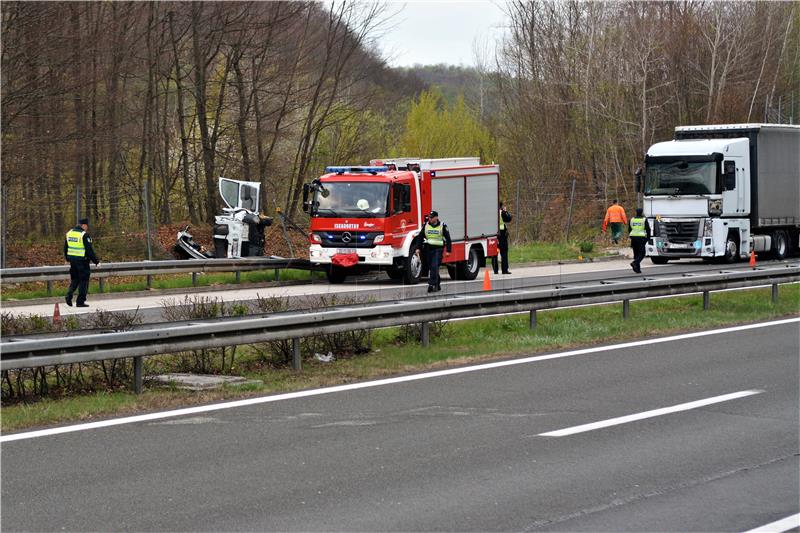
[483,269,492,291]
[749,250,757,268]
[53,302,61,324]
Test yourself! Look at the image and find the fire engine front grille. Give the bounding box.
[659,221,699,243]
[320,231,382,248]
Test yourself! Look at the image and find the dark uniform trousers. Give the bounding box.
[630,237,647,271]
[426,246,444,289]
[67,258,91,305]
[493,229,510,274]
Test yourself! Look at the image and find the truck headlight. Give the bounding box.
[708,199,722,216]
[310,233,322,243]
[703,218,713,237]
[373,234,384,244]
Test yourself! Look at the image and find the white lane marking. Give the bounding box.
[744,513,800,533]
[538,390,764,437]
[1,317,797,443]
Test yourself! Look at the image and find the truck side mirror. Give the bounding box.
[302,184,310,212]
[723,161,736,190]
[634,167,642,193]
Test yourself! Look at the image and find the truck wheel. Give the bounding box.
[650,257,669,265]
[456,246,482,281]
[401,247,422,285]
[771,230,788,259]
[446,264,458,280]
[326,266,348,284]
[386,266,404,281]
[723,234,739,263]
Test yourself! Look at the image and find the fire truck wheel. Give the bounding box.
[401,247,422,285]
[446,264,458,280]
[456,246,482,281]
[386,266,404,281]
[326,266,348,284]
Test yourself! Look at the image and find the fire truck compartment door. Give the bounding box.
[466,174,498,237]
[219,178,261,212]
[431,177,465,240]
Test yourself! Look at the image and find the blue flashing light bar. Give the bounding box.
[325,166,388,174]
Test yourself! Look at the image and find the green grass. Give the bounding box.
[2,284,798,432]
[1,269,325,301]
[509,241,609,264]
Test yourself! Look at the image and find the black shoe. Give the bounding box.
[76,303,89,307]
[630,261,636,268]
[65,296,72,307]
[427,286,434,293]
[435,285,441,292]
[502,271,512,275]
[493,271,499,275]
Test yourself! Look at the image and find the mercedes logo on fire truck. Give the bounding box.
[341,232,352,243]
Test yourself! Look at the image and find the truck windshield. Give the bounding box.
[312,182,390,218]
[645,161,719,195]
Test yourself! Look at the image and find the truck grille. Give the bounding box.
[320,231,381,248]
[659,221,699,243]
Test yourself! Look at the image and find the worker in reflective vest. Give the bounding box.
[603,199,628,244]
[628,208,650,274]
[64,217,100,307]
[493,201,513,275]
[414,210,452,293]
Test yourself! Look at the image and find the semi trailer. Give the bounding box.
[303,157,500,284]
[642,123,800,263]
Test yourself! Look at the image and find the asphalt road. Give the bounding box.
[3,257,779,322]
[2,320,798,532]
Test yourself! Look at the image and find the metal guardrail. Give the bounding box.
[3,263,798,391]
[0,257,316,289]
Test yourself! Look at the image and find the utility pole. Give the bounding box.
[565,177,577,242]
[143,182,153,261]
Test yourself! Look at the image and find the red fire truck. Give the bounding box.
[303,157,500,284]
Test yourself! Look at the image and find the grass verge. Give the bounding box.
[1,269,325,301]
[2,284,798,433]
[509,241,610,264]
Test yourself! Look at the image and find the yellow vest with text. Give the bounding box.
[424,223,444,247]
[499,211,506,231]
[629,217,647,238]
[66,229,86,258]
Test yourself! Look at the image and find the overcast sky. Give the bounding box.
[370,1,509,68]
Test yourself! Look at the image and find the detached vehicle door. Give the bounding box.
[219,178,260,213]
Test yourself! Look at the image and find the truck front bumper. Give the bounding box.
[647,237,716,258]
[309,244,395,266]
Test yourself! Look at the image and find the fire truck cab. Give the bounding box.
[303,157,500,284]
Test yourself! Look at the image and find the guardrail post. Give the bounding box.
[133,356,143,394]
[192,272,197,287]
[99,278,105,293]
[292,338,301,371]
[146,275,152,289]
[46,280,53,296]
[703,291,710,310]
[274,268,280,281]
[622,299,630,319]
[529,309,537,329]
[421,322,430,347]
[235,271,241,284]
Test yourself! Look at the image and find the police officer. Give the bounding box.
[64,217,99,307]
[628,208,650,274]
[414,210,451,292]
[493,201,513,274]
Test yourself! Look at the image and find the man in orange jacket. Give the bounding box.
[602,199,628,244]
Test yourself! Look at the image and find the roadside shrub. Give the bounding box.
[579,242,594,253]
[395,321,448,344]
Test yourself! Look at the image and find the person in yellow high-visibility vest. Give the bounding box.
[64,218,100,307]
[628,208,651,274]
[413,210,452,293]
[492,201,513,275]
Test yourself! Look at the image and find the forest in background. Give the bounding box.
[2,1,798,264]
